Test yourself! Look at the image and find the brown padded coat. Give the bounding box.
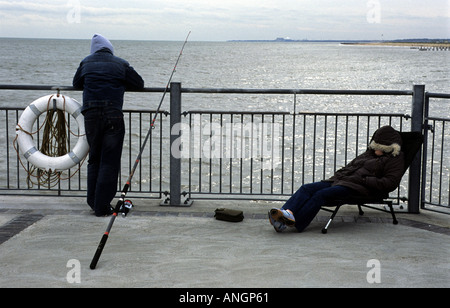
[327,126,405,197]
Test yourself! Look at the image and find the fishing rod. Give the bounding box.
[90,31,191,270]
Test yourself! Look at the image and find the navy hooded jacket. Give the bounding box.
[73,34,144,113]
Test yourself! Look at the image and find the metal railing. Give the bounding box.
[422,92,450,213]
[0,106,169,198]
[0,84,449,214]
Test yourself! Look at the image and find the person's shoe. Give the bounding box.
[268,212,287,232]
[269,208,295,227]
[95,208,114,217]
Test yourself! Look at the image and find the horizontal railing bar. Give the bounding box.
[183,110,410,117]
[0,84,166,93]
[0,84,414,96]
[0,85,77,91]
[183,110,291,115]
[0,106,169,115]
[295,112,410,117]
[182,88,413,96]
[427,116,450,121]
[3,84,449,98]
[426,92,450,99]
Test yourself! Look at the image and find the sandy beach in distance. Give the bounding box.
[342,41,450,49]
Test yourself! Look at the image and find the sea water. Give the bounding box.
[0,38,449,115]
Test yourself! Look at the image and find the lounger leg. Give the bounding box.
[386,201,398,225]
[358,204,364,216]
[322,205,341,234]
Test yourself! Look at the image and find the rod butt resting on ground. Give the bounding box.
[90,233,109,270]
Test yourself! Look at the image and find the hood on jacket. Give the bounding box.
[369,126,402,157]
[90,34,114,54]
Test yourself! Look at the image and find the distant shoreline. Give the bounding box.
[341,42,450,48]
[228,38,450,48]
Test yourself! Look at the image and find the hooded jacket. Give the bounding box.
[327,126,405,197]
[73,34,144,113]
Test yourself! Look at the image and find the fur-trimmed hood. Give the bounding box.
[368,126,402,157]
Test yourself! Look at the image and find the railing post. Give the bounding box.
[408,84,425,213]
[163,82,192,207]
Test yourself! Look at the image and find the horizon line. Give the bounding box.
[1,36,449,43]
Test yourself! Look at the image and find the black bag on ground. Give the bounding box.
[214,208,244,222]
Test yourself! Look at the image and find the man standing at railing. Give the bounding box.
[73,34,144,217]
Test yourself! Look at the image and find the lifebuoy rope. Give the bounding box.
[13,94,87,188]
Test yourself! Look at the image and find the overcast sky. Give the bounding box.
[0,0,449,41]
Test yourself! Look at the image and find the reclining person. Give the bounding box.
[269,125,405,232]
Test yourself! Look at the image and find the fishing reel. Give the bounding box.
[120,200,134,217]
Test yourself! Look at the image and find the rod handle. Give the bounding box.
[90,233,109,270]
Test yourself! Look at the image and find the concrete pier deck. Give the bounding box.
[0,195,448,288]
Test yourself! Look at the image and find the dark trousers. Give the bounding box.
[282,181,355,232]
[84,108,125,216]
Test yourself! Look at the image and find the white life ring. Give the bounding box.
[16,94,89,171]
